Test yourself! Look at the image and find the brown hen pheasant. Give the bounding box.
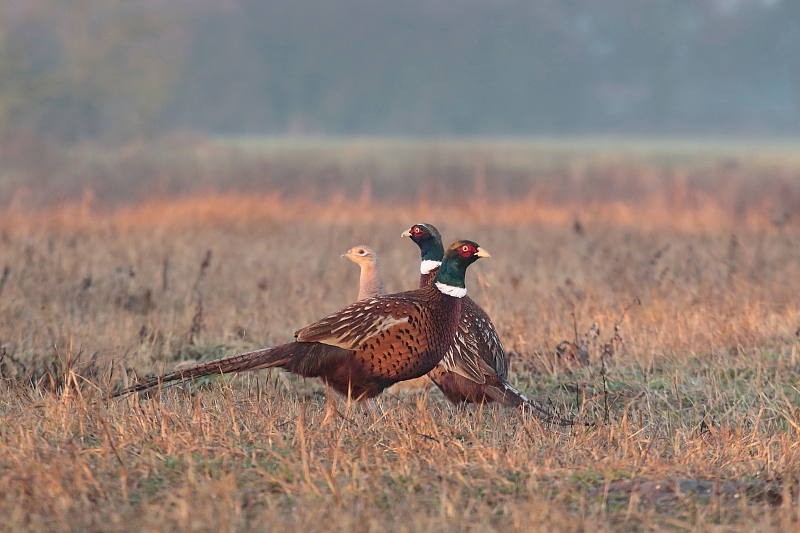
[114,240,489,401]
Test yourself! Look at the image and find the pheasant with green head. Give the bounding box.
[115,240,489,401]
[403,224,557,416]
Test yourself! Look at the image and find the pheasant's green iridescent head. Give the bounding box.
[402,223,445,275]
[432,240,490,297]
[401,223,444,262]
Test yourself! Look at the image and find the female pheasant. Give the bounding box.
[402,223,525,407]
[115,240,489,401]
[342,245,385,301]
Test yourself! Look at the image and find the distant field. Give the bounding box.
[3,136,800,219]
[1,139,800,531]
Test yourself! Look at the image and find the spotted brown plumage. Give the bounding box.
[114,240,489,401]
[343,244,432,393]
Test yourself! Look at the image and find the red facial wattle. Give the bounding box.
[457,244,477,257]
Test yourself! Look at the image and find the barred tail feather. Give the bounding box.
[114,344,297,397]
[486,379,590,427]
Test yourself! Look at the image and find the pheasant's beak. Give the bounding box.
[475,247,491,258]
[401,229,412,237]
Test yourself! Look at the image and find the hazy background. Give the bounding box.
[1,0,798,144]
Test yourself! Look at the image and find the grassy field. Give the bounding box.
[2,138,800,531]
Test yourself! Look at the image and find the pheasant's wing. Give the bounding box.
[475,314,509,378]
[437,319,489,384]
[462,297,509,379]
[295,295,422,348]
[294,294,436,380]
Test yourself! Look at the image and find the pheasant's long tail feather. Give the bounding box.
[114,345,296,397]
[486,379,591,427]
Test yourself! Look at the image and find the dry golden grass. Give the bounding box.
[2,140,800,531]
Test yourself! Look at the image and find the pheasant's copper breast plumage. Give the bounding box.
[114,240,485,401]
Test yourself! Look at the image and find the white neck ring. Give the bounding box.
[435,281,466,298]
[420,260,441,275]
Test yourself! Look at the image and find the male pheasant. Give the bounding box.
[402,223,528,407]
[115,240,489,401]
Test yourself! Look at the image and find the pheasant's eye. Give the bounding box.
[413,227,421,234]
[358,249,366,255]
[457,243,476,257]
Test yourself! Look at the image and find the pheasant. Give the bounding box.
[114,240,489,401]
[343,244,432,393]
[342,245,385,301]
[402,224,537,408]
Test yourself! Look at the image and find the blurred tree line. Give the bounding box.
[0,0,797,144]
[0,0,191,144]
